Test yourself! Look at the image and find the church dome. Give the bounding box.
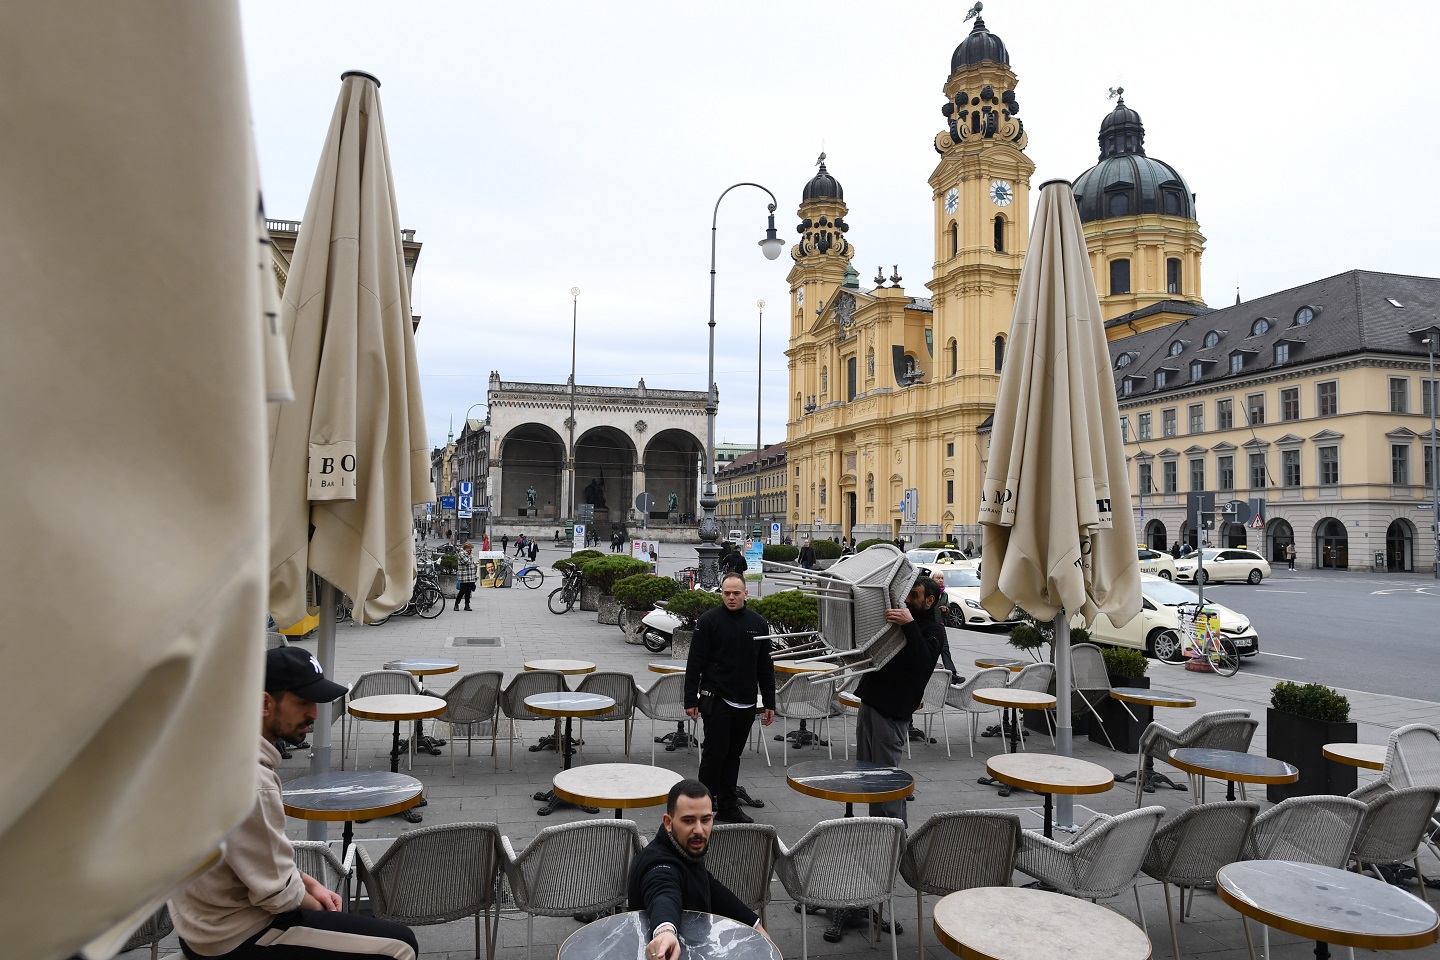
[802,156,843,202]
[1072,94,1195,223]
[951,16,1009,72]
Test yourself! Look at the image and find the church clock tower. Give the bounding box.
[785,155,854,424]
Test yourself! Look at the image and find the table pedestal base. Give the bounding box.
[656,721,694,751]
[778,720,827,748]
[734,785,764,809]
[533,789,599,816]
[1116,756,1187,794]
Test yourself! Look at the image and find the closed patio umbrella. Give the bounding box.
[267,71,432,787]
[0,3,276,957]
[978,179,1140,826]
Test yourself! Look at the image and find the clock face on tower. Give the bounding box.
[989,180,1013,206]
[944,187,959,215]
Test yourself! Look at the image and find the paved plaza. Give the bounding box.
[138,543,1439,959]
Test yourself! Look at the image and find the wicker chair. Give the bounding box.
[293,840,356,908]
[912,669,956,758]
[343,669,423,767]
[576,671,637,759]
[776,816,907,960]
[436,671,503,775]
[707,822,780,926]
[1070,643,1128,750]
[944,667,1009,757]
[1353,724,1440,814]
[1016,805,1165,910]
[1007,661,1056,747]
[1141,801,1259,960]
[355,822,504,960]
[899,811,1021,958]
[774,673,839,764]
[265,630,288,649]
[1350,785,1440,903]
[635,673,696,764]
[501,819,643,960]
[120,906,173,960]
[498,670,566,770]
[1244,794,1367,866]
[1133,710,1256,805]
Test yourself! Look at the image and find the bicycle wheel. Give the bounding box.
[518,568,544,589]
[1208,636,1241,676]
[417,585,445,619]
[336,595,353,623]
[548,586,574,615]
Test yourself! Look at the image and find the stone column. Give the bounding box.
[489,460,503,526]
[632,460,647,525]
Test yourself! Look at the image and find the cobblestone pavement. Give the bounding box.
[135,542,1440,959]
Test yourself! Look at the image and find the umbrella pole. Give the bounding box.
[1053,613,1076,832]
[306,579,338,842]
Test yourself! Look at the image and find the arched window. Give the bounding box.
[1163,191,1183,216]
[993,215,1005,253]
[1167,258,1181,294]
[1108,193,1130,217]
[1251,318,1271,336]
[994,334,1006,373]
[947,221,958,259]
[948,338,958,376]
[1110,259,1131,295]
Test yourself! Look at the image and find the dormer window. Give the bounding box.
[1155,369,1168,388]
[1115,351,1137,369]
[1121,378,1133,397]
[1251,318,1271,336]
[1168,340,1184,357]
[1294,305,1316,325]
[1190,361,1204,381]
[1274,343,1290,364]
[1230,353,1245,374]
[1203,330,1222,348]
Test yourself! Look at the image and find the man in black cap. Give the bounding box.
[168,646,418,959]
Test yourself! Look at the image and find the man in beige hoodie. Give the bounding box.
[169,646,418,958]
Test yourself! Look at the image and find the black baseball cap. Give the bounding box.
[264,646,348,703]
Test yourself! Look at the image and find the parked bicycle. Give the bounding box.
[547,566,584,614]
[1176,603,1239,676]
[513,562,545,589]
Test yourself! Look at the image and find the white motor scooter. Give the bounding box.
[640,601,683,653]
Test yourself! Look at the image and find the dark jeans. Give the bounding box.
[180,909,417,959]
[697,702,755,812]
[938,631,959,677]
[455,582,475,608]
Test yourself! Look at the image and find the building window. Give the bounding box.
[846,356,857,401]
[1426,445,1435,488]
[1138,412,1152,440]
[1169,340,1185,358]
[1163,191,1183,215]
[1390,377,1409,413]
[1162,461,1178,494]
[946,479,954,504]
[947,221,958,259]
[1120,416,1130,441]
[1392,445,1411,485]
[1249,452,1268,490]
[1108,193,1131,217]
[993,215,1005,253]
[1188,403,1204,433]
[1162,408,1177,437]
[994,335,1005,373]
[1218,455,1234,491]
[1274,343,1290,364]
[1156,370,1168,389]
[1246,393,1266,426]
[1282,449,1300,487]
[1318,446,1339,485]
[1280,387,1300,422]
[1189,458,1205,491]
[1251,318,1271,336]
[1121,379,1133,397]
[1167,258,1181,294]
[1191,361,1204,381]
[1217,399,1233,430]
[1230,353,1244,374]
[1424,380,1439,417]
[1109,258,1131,295]
[1138,462,1154,494]
[1204,330,1221,348]
[1316,380,1338,417]
[1294,305,1315,325]
[948,339,958,376]
[796,466,800,477]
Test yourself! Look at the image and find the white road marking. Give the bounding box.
[1255,651,1306,660]
[1255,589,1306,594]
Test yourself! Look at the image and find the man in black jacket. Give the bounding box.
[684,573,775,823]
[629,780,767,960]
[853,576,944,823]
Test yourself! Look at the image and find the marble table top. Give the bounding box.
[553,763,684,809]
[647,659,687,674]
[986,753,1115,796]
[1167,747,1298,784]
[1322,741,1387,770]
[524,691,616,718]
[787,759,915,805]
[383,657,459,675]
[972,687,1056,709]
[524,658,596,675]
[974,657,1026,672]
[933,886,1151,960]
[774,658,838,674]
[346,694,447,721]
[1110,686,1196,708]
[281,771,423,821]
[559,910,779,960]
[1217,860,1438,950]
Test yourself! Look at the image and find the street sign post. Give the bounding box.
[572,524,587,554]
[903,488,918,525]
[770,521,781,545]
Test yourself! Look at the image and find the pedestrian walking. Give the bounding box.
[482,533,490,552]
[454,542,478,611]
[528,540,538,562]
[798,539,816,570]
[1285,542,1296,571]
[502,534,509,554]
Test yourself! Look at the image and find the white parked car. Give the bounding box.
[907,547,977,570]
[1078,573,1260,662]
[1137,548,1177,580]
[933,566,1017,629]
[1173,548,1271,585]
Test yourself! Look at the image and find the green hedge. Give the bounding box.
[611,573,680,610]
[854,538,889,552]
[1101,646,1149,678]
[918,540,955,549]
[812,539,841,560]
[553,549,604,573]
[580,555,651,592]
[748,590,818,632]
[664,589,723,625]
[1271,681,1350,722]
[763,544,798,562]
[438,553,459,573]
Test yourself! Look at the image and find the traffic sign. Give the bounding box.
[903,488,918,524]
[1249,515,1264,530]
[770,521,781,545]
[635,492,655,513]
[458,481,473,496]
[459,494,473,511]
[440,495,456,510]
[1417,503,1435,510]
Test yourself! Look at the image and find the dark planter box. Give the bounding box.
[1089,674,1152,753]
[1266,708,1357,801]
[1021,671,1089,737]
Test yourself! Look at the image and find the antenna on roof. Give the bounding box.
[964,1,983,21]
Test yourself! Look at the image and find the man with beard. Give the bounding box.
[169,646,418,959]
[628,780,768,960]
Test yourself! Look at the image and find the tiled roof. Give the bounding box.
[717,442,787,477]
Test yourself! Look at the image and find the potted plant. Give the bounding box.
[1267,681,1356,801]
[436,551,459,598]
[1090,646,1151,753]
[747,590,819,634]
[662,590,723,657]
[811,538,842,569]
[581,555,651,625]
[1007,614,1092,736]
[612,573,680,644]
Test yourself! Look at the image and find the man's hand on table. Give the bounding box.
[301,872,342,911]
[646,927,680,960]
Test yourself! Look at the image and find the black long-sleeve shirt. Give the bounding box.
[628,827,758,936]
[684,603,776,710]
[854,614,943,722]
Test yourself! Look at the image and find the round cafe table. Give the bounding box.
[985,754,1113,838]
[523,658,596,676]
[525,691,615,815]
[347,694,446,778]
[1217,860,1438,960]
[1322,741,1386,770]
[787,758,914,818]
[384,658,459,755]
[647,659,694,750]
[282,771,422,853]
[647,659,687,674]
[1166,747,1297,803]
[974,656,1026,673]
[559,910,780,960]
[973,688,1056,795]
[552,762,683,818]
[773,659,835,748]
[933,886,1151,960]
[1110,686,1196,795]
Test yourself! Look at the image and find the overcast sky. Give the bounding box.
[239,1,1440,451]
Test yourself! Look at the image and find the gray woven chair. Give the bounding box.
[635,673,696,764]
[1350,785,1440,903]
[1008,661,1057,746]
[1244,794,1367,866]
[776,816,907,960]
[899,811,1022,958]
[774,673,838,764]
[293,840,356,909]
[707,822,780,926]
[120,906,173,960]
[501,819,643,960]
[436,671,503,775]
[265,630,288,649]
[355,822,504,960]
[576,671,637,758]
[944,667,1009,757]
[913,669,955,757]
[1352,724,1440,842]
[1141,801,1259,960]
[1134,709,1256,805]
[342,668,423,767]
[498,670,566,770]
[1071,643,1129,750]
[1016,805,1165,908]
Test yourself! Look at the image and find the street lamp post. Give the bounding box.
[1427,333,1439,578]
[753,299,765,543]
[463,402,489,537]
[568,287,579,530]
[698,184,785,588]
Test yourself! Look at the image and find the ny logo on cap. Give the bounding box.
[309,655,323,676]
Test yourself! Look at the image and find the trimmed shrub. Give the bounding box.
[812,539,842,560]
[437,553,459,573]
[918,540,952,549]
[611,573,680,610]
[748,590,818,632]
[1101,646,1149,678]
[763,544,798,563]
[580,555,651,592]
[1271,681,1350,723]
[553,549,604,573]
[665,589,724,626]
[854,538,889,552]
[1007,622,1046,655]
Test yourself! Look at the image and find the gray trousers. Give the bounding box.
[855,705,909,823]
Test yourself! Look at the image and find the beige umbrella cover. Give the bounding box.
[0,3,270,958]
[268,73,433,629]
[979,180,1140,628]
